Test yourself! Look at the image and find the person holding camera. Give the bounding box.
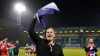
[85,38,98,56]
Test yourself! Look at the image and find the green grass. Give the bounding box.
[19,48,100,56]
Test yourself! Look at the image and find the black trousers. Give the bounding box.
[14,52,18,56]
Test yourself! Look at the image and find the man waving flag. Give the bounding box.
[28,2,64,56]
[35,2,60,27]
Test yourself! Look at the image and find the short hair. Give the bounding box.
[44,27,55,36]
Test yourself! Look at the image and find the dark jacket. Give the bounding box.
[14,43,19,53]
[28,18,64,56]
[85,43,98,56]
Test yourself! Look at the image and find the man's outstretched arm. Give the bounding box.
[28,17,41,43]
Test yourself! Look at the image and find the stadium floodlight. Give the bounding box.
[24,31,27,33]
[40,32,43,33]
[75,31,78,33]
[69,31,72,33]
[97,30,100,32]
[36,32,38,33]
[14,3,26,28]
[80,29,83,32]
[64,31,67,33]
[91,31,95,32]
[86,31,89,32]
[15,3,25,13]
[24,31,28,34]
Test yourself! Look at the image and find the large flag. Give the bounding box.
[35,2,60,27]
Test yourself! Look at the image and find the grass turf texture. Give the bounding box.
[19,48,100,56]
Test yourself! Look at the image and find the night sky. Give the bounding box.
[0,0,100,28]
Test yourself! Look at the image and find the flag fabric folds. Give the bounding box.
[35,2,60,27]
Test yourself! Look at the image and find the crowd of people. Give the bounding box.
[0,38,19,56]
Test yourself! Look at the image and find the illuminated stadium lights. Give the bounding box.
[59,31,62,33]
[40,32,43,33]
[14,3,26,28]
[91,31,94,32]
[24,31,28,34]
[69,31,72,33]
[24,31,27,32]
[80,29,83,32]
[80,31,83,32]
[15,3,25,12]
[36,32,38,33]
[86,31,89,32]
[97,31,100,32]
[75,31,78,33]
[64,31,67,33]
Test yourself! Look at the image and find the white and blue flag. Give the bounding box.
[35,2,60,27]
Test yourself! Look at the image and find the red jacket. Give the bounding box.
[1,43,7,56]
[0,40,7,56]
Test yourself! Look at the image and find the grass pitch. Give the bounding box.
[19,48,100,56]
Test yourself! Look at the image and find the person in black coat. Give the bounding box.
[28,15,64,56]
[14,40,20,56]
